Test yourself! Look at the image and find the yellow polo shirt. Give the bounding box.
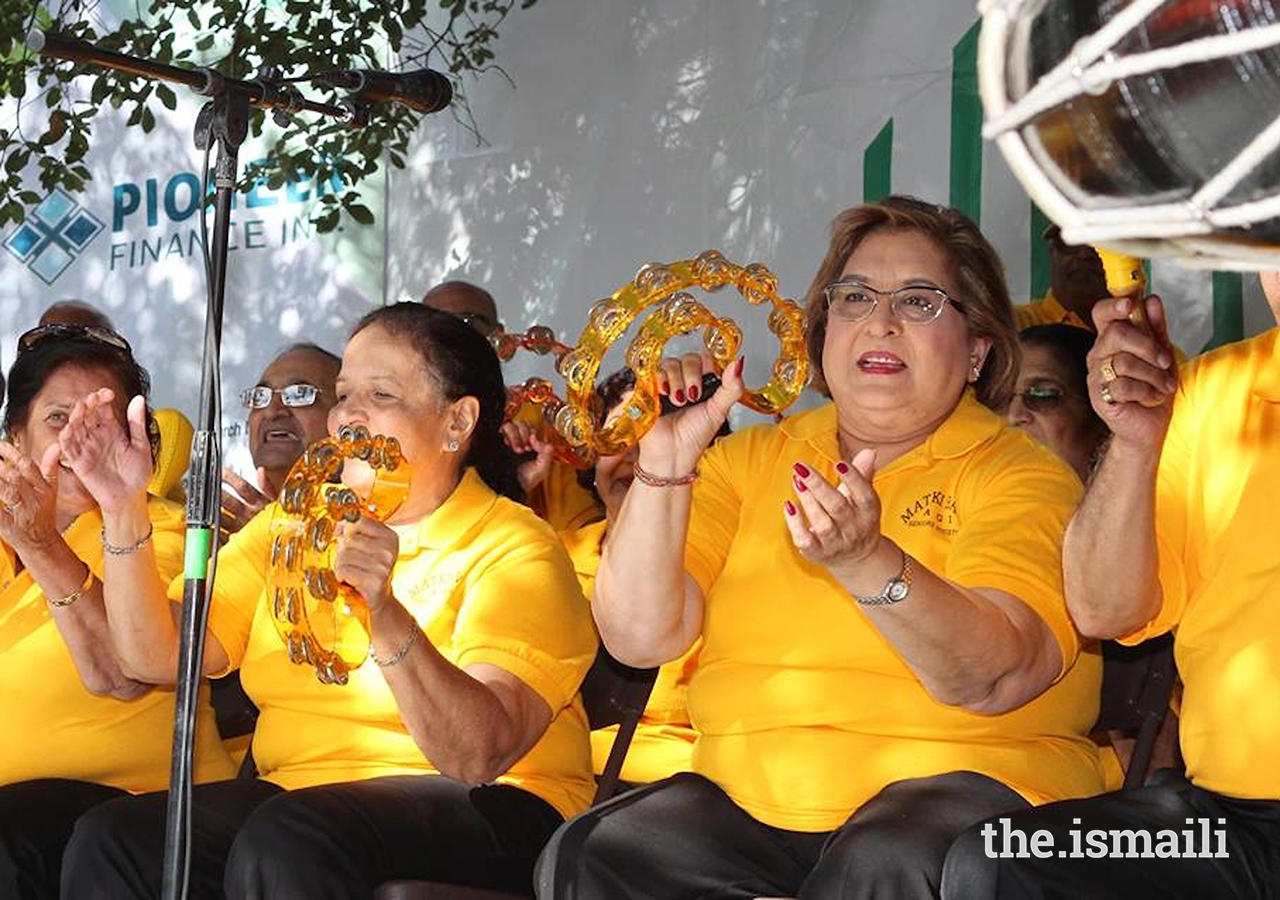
[1120,328,1280,800]
[528,462,603,533]
[0,499,234,791]
[1014,291,1090,332]
[683,394,1104,831]
[195,469,598,818]
[562,520,699,784]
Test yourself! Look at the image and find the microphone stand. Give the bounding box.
[25,31,365,900]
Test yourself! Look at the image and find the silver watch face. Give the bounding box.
[886,579,910,602]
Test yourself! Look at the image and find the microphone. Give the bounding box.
[317,68,452,114]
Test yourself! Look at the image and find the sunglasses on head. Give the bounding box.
[17,323,132,356]
[240,383,323,410]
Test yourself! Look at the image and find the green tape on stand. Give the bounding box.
[184,528,213,580]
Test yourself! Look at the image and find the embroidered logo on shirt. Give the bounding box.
[395,559,468,616]
[900,491,959,535]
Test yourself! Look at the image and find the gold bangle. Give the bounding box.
[371,623,421,668]
[48,566,95,608]
[632,461,698,487]
[101,522,154,556]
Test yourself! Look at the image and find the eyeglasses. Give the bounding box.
[823,279,966,325]
[17,323,132,355]
[240,383,323,410]
[1014,383,1082,412]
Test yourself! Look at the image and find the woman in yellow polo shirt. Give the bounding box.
[56,303,597,899]
[537,196,1105,899]
[0,325,233,900]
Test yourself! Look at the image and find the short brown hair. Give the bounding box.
[802,195,1019,411]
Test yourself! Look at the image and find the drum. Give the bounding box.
[980,0,1280,268]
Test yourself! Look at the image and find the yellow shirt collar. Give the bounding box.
[778,390,1002,467]
[1038,290,1090,329]
[391,468,498,554]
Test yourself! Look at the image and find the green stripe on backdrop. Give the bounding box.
[863,119,893,203]
[1029,204,1051,300]
[1204,272,1244,352]
[950,21,982,220]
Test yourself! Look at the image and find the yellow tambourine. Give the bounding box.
[267,424,409,685]
[552,250,810,461]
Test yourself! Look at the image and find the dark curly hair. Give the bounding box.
[4,328,160,464]
[352,302,522,501]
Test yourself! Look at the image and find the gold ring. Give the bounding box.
[1099,383,1117,406]
[1100,358,1118,384]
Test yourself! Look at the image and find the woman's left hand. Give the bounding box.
[332,516,400,613]
[783,448,882,578]
[0,441,64,551]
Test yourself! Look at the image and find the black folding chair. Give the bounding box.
[375,647,658,900]
[1095,634,1178,789]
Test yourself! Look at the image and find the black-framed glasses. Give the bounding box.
[240,383,322,410]
[823,279,966,325]
[1015,383,1082,412]
[17,323,132,356]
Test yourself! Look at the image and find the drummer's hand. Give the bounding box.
[639,353,743,479]
[1087,295,1178,453]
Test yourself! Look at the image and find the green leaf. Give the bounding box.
[346,203,375,225]
[313,208,341,233]
[156,84,177,110]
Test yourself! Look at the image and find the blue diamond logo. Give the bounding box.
[3,189,104,285]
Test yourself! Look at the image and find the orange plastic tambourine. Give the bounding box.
[543,250,810,463]
[267,424,409,685]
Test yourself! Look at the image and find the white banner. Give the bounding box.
[3,0,1271,449]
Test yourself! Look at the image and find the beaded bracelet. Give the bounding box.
[48,566,95,608]
[632,461,698,488]
[101,522,154,556]
[371,623,421,668]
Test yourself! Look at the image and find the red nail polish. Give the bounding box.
[793,476,808,493]
[674,389,685,403]
[735,357,745,377]
[784,500,796,516]
[835,461,850,475]
[689,385,700,401]
[793,462,810,478]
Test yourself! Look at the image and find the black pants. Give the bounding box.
[0,779,128,900]
[62,775,564,899]
[941,775,1280,899]
[535,770,1029,899]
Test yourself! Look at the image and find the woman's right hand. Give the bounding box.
[1087,295,1178,453]
[59,390,155,513]
[640,354,744,477]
